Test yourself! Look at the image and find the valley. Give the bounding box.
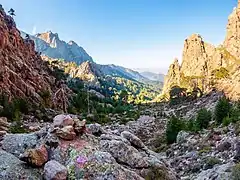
[0,1,240,180]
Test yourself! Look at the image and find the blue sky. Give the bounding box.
[1,0,237,73]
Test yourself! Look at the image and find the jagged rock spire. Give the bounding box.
[181,34,214,77]
[223,0,240,58]
[161,58,181,95]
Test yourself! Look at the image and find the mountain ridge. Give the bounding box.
[21,31,93,65]
[21,31,165,86]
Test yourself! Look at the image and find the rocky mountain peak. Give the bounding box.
[181,34,214,77]
[223,0,240,59]
[68,40,77,46]
[30,31,93,64]
[35,31,60,47]
[173,58,180,66]
[162,1,240,100]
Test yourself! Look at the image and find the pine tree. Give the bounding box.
[8,8,16,17]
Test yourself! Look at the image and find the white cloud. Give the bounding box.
[32,25,37,35]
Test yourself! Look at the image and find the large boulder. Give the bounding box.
[176,131,190,144]
[66,147,144,180]
[195,162,234,180]
[44,160,67,180]
[53,114,74,128]
[216,140,232,152]
[19,145,48,167]
[100,139,149,168]
[1,133,38,156]
[88,123,105,136]
[121,131,145,149]
[0,150,42,180]
[55,126,76,140]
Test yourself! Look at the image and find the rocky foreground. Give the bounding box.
[1,91,240,180]
[0,113,177,180]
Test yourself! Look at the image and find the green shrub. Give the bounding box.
[166,116,185,144]
[70,91,88,112]
[199,146,212,154]
[230,103,240,123]
[205,157,221,169]
[195,108,212,130]
[223,116,232,126]
[215,97,231,124]
[231,163,240,180]
[0,95,29,121]
[94,113,111,125]
[10,122,28,133]
[185,119,199,132]
[212,67,229,79]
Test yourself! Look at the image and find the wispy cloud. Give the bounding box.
[32,25,37,35]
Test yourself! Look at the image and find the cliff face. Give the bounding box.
[0,8,70,109]
[223,0,240,59]
[162,1,240,100]
[161,59,181,95]
[181,34,214,77]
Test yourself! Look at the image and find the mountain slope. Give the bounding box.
[42,56,161,103]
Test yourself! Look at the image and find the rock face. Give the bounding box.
[162,58,181,95]
[0,8,70,109]
[21,31,93,65]
[224,0,240,59]
[181,34,214,77]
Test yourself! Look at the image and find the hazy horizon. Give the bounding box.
[1,0,237,72]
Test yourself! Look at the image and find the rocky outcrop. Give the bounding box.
[161,58,181,95]
[223,0,240,59]
[181,34,214,77]
[0,7,71,109]
[162,1,240,100]
[0,113,177,180]
[166,123,240,179]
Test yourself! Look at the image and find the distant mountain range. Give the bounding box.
[139,71,165,82]
[21,31,163,84]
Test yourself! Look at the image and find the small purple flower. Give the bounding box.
[76,156,88,165]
